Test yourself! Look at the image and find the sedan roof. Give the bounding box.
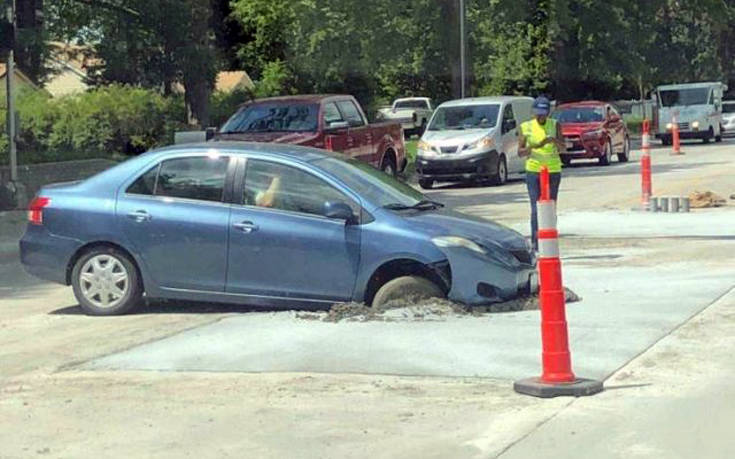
[153,141,335,163]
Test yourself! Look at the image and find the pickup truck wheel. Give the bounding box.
[371,276,445,308]
[490,155,508,186]
[598,140,612,166]
[381,154,397,176]
[617,136,630,162]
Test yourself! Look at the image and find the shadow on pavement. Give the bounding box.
[49,299,291,316]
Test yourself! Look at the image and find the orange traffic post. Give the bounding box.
[641,119,653,209]
[514,167,603,398]
[671,114,683,155]
[325,135,334,152]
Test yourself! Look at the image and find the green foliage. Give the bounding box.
[254,61,296,98]
[0,86,188,165]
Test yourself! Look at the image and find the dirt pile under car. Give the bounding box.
[297,288,581,323]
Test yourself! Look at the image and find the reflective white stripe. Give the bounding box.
[538,201,556,229]
[538,238,560,258]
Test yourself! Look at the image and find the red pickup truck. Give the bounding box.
[213,95,407,175]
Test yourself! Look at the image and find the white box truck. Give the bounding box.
[654,82,727,145]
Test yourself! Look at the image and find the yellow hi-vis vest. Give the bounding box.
[521,118,562,173]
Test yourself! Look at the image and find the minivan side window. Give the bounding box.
[502,104,515,132]
[155,156,229,202]
[336,101,366,127]
[244,160,358,217]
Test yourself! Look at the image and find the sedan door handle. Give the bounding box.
[127,210,151,222]
[233,221,259,233]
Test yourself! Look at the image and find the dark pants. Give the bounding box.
[526,172,561,250]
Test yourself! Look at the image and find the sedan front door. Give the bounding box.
[226,158,361,301]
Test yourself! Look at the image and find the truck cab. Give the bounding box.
[654,82,727,145]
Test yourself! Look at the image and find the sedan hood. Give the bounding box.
[213,131,319,144]
[422,129,493,147]
[561,122,604,136]
[403,208,527,251]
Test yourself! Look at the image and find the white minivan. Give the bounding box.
[415,96,533,189]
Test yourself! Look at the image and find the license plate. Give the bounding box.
[565,141,574,149]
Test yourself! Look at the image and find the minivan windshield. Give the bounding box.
[221,103,319,133]
[428,104,500,131]
[659,88,711,107]
[314,156,427,208]
[552,107,604,123]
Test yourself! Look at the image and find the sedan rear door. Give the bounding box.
[117,154,233,292]
[225,158,361,302]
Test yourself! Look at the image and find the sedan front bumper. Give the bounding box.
[416,150,498,182]
[442,246,537,306]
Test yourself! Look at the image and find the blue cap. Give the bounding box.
[532,96,551,116]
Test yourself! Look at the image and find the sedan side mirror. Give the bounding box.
[324,201,357,224]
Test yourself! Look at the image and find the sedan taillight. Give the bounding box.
[28,197,51,225]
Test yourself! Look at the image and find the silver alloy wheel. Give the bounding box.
[79,254,130,309]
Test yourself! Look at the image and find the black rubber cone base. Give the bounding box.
[514,377,603,398]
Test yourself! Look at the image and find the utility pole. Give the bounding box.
[5,0,17,183]
[459,0,466,99]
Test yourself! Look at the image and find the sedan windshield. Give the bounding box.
[722,103,735,113]
[313,157,428,208]
[659,88,710,107]
[221,103,319,133]
[552,107,604,123]
[428,104,499,131]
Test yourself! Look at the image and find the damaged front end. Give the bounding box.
[432,236,537,306]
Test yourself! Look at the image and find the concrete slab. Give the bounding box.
[83,210,735,380]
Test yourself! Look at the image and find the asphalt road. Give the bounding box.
[1,138,734,458]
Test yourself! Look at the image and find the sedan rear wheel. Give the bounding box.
[372,276,445,308]
[72,248,142,316]
[418,178,434,189]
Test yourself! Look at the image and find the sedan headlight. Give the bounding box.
[432,236,486,255]
[417,140,431,150]
[464,136,494,151]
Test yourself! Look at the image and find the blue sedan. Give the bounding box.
[20,142,536,315]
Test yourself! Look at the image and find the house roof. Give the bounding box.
[215,71,254,92]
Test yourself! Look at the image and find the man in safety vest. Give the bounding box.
[519,96,566,250]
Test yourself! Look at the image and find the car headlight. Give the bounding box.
[432,236,486,255]
[666,122,673,130]
[692,121,700,129]
[464,136,494,151]
[417,140,436,157]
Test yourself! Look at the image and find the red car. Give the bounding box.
[214,95,407,175]
[552,101,630,166]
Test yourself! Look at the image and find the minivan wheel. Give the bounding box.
[71,247,142,316]
[371,276,445,308]
[418,178,434,189]
[703,127,713,144]
[490,155,508,186]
